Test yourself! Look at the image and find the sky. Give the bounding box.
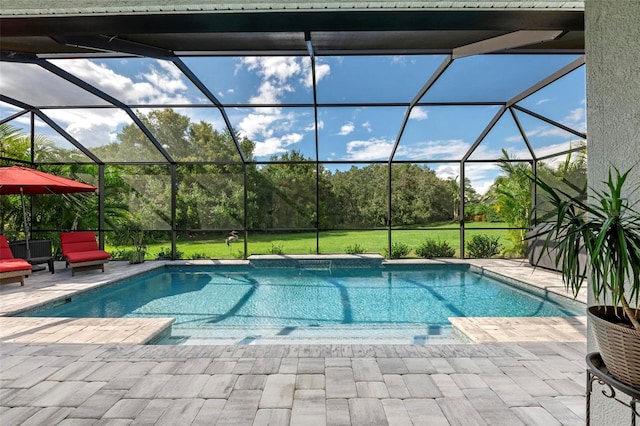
[0,53,586,194]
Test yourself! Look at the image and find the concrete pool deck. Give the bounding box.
[0,259,589,425]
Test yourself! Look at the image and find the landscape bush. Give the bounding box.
[269,243,284,255]
[384,241,411,259]
[466,234,501,258]
[345,244,366,254]
[415,239,456,258]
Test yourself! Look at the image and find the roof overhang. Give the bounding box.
[0,2,584,56]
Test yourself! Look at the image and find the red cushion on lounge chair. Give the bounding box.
[60,231,101,255]
[0,258,32,273]
[0,235,17,260]
[65,250,110,263]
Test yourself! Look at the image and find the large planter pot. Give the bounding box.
[588,305,640,388]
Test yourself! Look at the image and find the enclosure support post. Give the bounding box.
[387,163,392,259]
[98,164,105,248]
[459,162,465,258]
[243,163,248,259]
[170,164,177,260]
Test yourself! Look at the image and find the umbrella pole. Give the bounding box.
[19,187,32,260]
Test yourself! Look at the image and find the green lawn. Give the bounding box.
[108,222,520,260]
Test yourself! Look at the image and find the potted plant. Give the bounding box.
[530,166,640,387]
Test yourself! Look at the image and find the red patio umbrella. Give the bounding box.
[0,166,97,259]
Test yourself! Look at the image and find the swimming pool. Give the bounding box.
[21,264,582,344]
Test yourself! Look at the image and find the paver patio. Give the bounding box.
[0,259,588,425]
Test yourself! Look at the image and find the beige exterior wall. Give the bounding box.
[585,0,640,424]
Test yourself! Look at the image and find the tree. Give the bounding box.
[0,125,102,239]
[392,164,454,225]
[493,150,532,257]
[107,110,253,235]
[250,150,317,229]
[328,164,388,228]
[533,145,587,223]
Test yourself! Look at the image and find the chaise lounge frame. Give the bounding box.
[0,235,32,286]
[60,231,110,276]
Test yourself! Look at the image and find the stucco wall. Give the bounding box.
[585,0,640,424]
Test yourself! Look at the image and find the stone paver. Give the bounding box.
[0,341,588,425]
[349,398,388,426]
[259,374,296,409]
[325,367,358,399]
[290,390,326,425]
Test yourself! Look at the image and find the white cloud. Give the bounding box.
[304,120,324,131]
[506,123,580,144]
[49,58,192,105]
[242,57,301,83]
[237,109,282,140]
[399,139,470,160]
[433,164,459,181]
[234,56,329,158]
[344,138,394,161]
[217,88,234,98]
[249,80,290,104]
[539,126,574,138]
[235,107,307,158]
[409,107,428,121]
[338,122,355,136]
[0,59,206,151]
[0,61,107,108]
[564,107,585,124]
[532,141,585,160]
[253,139,286,157]
[362,121,372,132]
[505,134,524,143]
[281,133,303,146]
[141,60,187,94]
[536,98,551,105]
[241,56,329,95]
[253,133,304,157]
[46,108,131,148]
[463,163,503,195]
[304,60,331,88]
[505,127,544,143]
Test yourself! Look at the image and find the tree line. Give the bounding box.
[1,109,586,258]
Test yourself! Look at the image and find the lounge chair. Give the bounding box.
[0,235,32,286]
[60,231,110,276]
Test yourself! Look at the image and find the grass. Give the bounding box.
[107,222,517,260]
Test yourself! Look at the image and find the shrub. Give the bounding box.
[345,243,366,254]
[108,248,129,261]
[269,243,284,255]
[155,247,183,260]
[415,239,456,258]
[189,252,208,260]
[466,234,501,258]
[384,241,411,259]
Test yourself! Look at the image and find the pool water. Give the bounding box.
[24,265,581,344]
